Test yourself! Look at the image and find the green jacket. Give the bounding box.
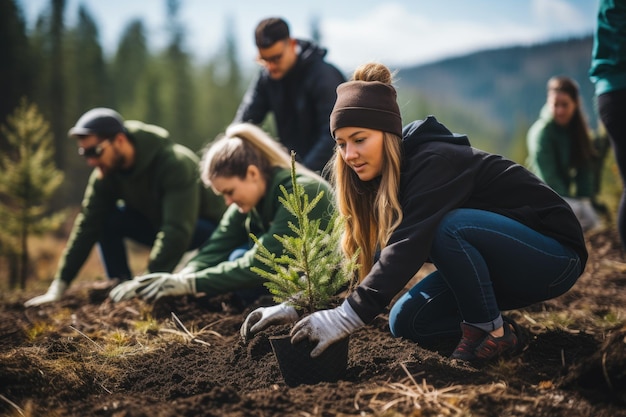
[590,0,626,96]
[526,105,595,198]
[56,121,227,284]
[185,167,334,295]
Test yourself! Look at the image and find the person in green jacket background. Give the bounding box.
[590,0,626,248]
[109,123,334,305]
[24,108,227,307]
[526,76,603,232]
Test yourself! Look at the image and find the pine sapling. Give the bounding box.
[250,153,359,315]
[0,99,68,289]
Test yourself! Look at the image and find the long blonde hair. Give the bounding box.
[200,123,321,186]
[329,63,404,281]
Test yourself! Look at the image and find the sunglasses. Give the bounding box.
[256,40,290,66]
[78,141,109,158]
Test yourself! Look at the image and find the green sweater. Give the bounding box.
[526,105,595,198]
[185,167,334,295]
[57,121,227,284]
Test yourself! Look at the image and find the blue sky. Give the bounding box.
[19,0,598,73]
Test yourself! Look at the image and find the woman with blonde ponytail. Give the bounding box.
[244,62,588,367]
[109,123,333,307]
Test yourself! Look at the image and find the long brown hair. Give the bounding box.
[329,63,404,281]
[547,76,595,168]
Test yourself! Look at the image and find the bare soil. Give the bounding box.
[1,228,626,417]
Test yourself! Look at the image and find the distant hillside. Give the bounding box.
[395,36,595,156]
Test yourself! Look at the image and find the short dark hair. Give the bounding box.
[255,17,290,48]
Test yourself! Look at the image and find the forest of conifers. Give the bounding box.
[1,0,598,207]
[2,0,256,205]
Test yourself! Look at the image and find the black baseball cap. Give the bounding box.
[68,107,126,138]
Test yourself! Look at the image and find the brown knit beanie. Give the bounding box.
[330,81,402,138]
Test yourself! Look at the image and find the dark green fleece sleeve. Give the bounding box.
[55,171,117,284]
[191,177,334,296]
[147,145,203,273]
[184,204,249,272]
[527,123,570,196]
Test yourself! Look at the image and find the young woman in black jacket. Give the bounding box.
[242,62,587,367]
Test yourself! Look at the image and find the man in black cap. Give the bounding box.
[24,108,227,307]
[233,17,345,173]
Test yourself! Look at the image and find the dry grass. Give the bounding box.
[158,312,225,346]
[354,361,563,417]
[354,363,508,416]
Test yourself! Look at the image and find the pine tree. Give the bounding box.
[111,19,149,118]
[251,153,359,315]
[0,0,34,133]
[0,99,68,289]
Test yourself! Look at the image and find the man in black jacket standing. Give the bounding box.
[233,17,345,173]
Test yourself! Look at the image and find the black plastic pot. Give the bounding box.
[269,334,349,387]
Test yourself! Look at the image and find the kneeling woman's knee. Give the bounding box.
[389,290,430,340]
[389,283,462,346]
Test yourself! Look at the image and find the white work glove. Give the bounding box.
[291,300,365,358]
[137,272,196,302]
[108,273,166,302]
[563,197,601,231]
[240,302,299,341]
[24,279,68,307]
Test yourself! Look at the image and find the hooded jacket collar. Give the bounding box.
[402,116,471,154]
[120,120,171,177]
[281,40,327,79]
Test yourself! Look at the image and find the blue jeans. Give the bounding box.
[98,206,217,281]
[389,208,582,346]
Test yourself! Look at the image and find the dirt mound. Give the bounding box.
[1,228,626,416]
